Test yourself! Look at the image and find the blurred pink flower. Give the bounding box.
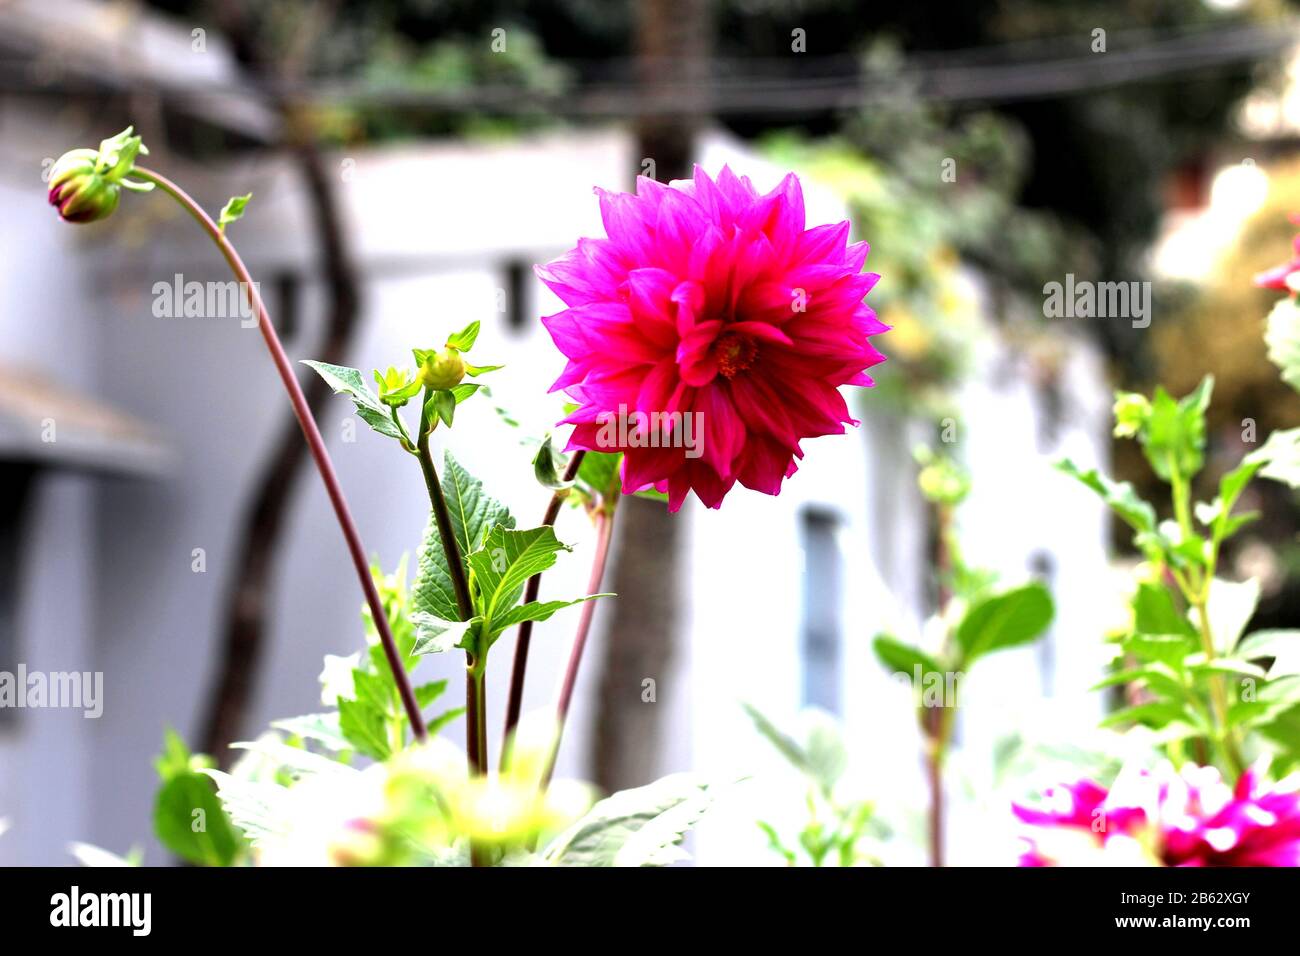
[537,166,886,511]
[1254,214,1300,290]
[1014,763,1300,867]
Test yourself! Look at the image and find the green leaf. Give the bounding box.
[464,363,504,377]
[432,390,457,428]
[1121,633,1199,670]
[1203,458,1263,543]
[409,611,478,655]
[446,320,481,351]
[1247,427,1300,489]
[442,451,514,555]
[218,192,252,233]
[1265,297,1300,395]
[742,703,814,777]
[269,713,349,752]
[872,635,946,685]
[302,361,404,441]
[451,383,482,404]
[956,582,1054,664]
[533,435,573,490]
[337,697,390,761]
[1132,581,1196,638]
[742,704,846,793]
[492,595,611,633]
[414,680,449,709]
[412,453,513,624]
[154,771,246,866]
[427,707,466,736]
[467,525,572,640]
[1138,378,1213,483]
[1056,458,1156,535]
[1236,629,1300,677]
[541,774,714,867]
[1188,657,1268,681]
[155,726,197,780]
[1099,700,1203,732]
[577,451,623,498]
[1090,663,1187,701]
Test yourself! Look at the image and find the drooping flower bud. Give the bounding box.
[47,127,153,224]
[416,348,467,391]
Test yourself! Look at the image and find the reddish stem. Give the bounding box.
[501,450,586,765]
[541,503,615,787]
[135,166,426,741]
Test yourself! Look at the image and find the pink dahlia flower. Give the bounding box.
[1014,762,1300,867]
[1254,214,1300,290]
[536,166,886,511]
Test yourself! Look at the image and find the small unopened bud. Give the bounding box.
[418,348,466,390]
[47,127,152,224]
[374,366,421,408]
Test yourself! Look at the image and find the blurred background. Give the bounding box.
[2,0,1300,865]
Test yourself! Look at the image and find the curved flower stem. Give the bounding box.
[501,449,587,766]
[540,501,616,789]
[133,166,426,742]
[413,406,479,779]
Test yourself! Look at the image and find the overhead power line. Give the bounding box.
[0,20,1296,117]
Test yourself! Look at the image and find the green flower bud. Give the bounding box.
[1112,392,1151,439]
[47,127,152,224]
[374,366,422,408]
[417,348,466,391]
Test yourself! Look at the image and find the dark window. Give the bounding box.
[504,259,529,334]
[0,465,35,727]
[800,507,843,714]
[274,271,300,343]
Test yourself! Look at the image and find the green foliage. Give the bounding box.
[1055,458,1157,539]
[217,193,252,233]
[871,636,945,688]
[335,561,465,759]
[1113,376,1213,484]
[303,360,405,441]
[956,583,1054,665]
[411,452,608,658]
[1063,357,1300,775]
[532,434,573,490]
[413,450,514,624]
[742,706,881,867]
[152,729,247,866]
[445,320,480,352]
[540,774,714,867]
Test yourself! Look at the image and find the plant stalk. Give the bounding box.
[540,502,616,789]
[134,166,426,741]
[414,405,479,777]
[501,449,587,765]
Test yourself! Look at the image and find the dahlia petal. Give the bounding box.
[677,320,723,387]
[536,164,886,510]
